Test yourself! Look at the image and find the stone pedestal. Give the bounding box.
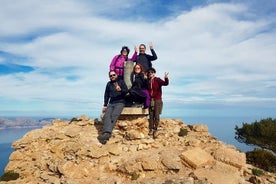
[101,107,149,120]
[119,107,149,120]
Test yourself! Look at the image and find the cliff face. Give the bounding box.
[1,115,275,184]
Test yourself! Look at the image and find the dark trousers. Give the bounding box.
[149,99,163,131]
[103,103,124,134]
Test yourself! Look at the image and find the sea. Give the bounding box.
[0,116,264,176]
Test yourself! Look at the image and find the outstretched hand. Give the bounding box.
[164,72,169,78]
[149,42,153,49]
[143,72,148,79]
[134,45,138,52]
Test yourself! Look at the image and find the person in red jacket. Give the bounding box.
[147,67,169,138]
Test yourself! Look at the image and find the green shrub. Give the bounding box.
[235,118,276,153]
[69,117,80,123]
[131,172,140,180]
[252,168,264,176]
[0,171,20,181]
[178,128,188,137]
[246,149,276,173]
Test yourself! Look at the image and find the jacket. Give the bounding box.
[135,49,157,71]
[129,73,148,98]
[148,77,169,100]
[130,73,148,90]
[104,79,128,106]
[110,52,137,77]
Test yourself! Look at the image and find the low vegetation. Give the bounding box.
[131,172,140,180]
[251,168,264,176]
[178,128,188,137]
[246,149,276,173]
[0,170,19,181]
[235,118,276,173]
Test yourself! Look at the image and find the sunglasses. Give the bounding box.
[109,74,116,77]
[148,71,155,74]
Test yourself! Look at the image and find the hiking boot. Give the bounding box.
[142,105,149,109]
[153,131,158,139]
[98,132,111,144]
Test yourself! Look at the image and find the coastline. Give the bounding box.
[0,126,44,130]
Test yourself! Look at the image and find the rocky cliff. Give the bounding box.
[1,115,275,184]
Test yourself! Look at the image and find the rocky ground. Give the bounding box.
[1,115,275,184]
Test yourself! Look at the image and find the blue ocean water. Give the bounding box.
[0,128,38,176]
[179,116,260,152]
[0,116,262,176]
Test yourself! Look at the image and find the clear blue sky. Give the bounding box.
[0,0,275,118]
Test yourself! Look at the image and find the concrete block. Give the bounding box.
[121,107,149,115]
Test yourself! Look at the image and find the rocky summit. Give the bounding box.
[1,115,275,184]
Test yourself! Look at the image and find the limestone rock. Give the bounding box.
[212,145,246,169]
[180,147,214,169]
[160,150,181,171]
[189,124,208,132]
[125,129,145,140]
[1,116,273,184]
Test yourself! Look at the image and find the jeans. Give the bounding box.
[103,103,124,134]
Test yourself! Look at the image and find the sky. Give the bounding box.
[0,0,275,119]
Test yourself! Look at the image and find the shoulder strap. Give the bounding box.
[114,55,120,67]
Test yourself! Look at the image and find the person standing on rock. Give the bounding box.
[135,42,157,72]
[99,71,128,144]
[147,67,169,139]
[110,46,138,80]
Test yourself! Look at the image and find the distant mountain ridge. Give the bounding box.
[0,117,54,129]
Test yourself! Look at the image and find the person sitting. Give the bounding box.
[125,64,150,109]
[98,71,128,144]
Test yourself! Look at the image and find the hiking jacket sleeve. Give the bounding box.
[158,77,169,86]
[104,82,111,106]
[146,49,158,61]
[109,55,119,71]
[129,51,138,61]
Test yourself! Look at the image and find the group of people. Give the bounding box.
[98,43,169,144]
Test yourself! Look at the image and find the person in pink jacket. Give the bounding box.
[110,46,138,80]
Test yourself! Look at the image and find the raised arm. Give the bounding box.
[129,46,138,61]
[148,42,157,61]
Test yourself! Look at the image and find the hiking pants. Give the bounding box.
[103,103,124,134]
[149,99,163,131]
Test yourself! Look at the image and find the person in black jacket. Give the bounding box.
[135,42,157,72]
[127,63,150,108]
[98,71,128,144]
